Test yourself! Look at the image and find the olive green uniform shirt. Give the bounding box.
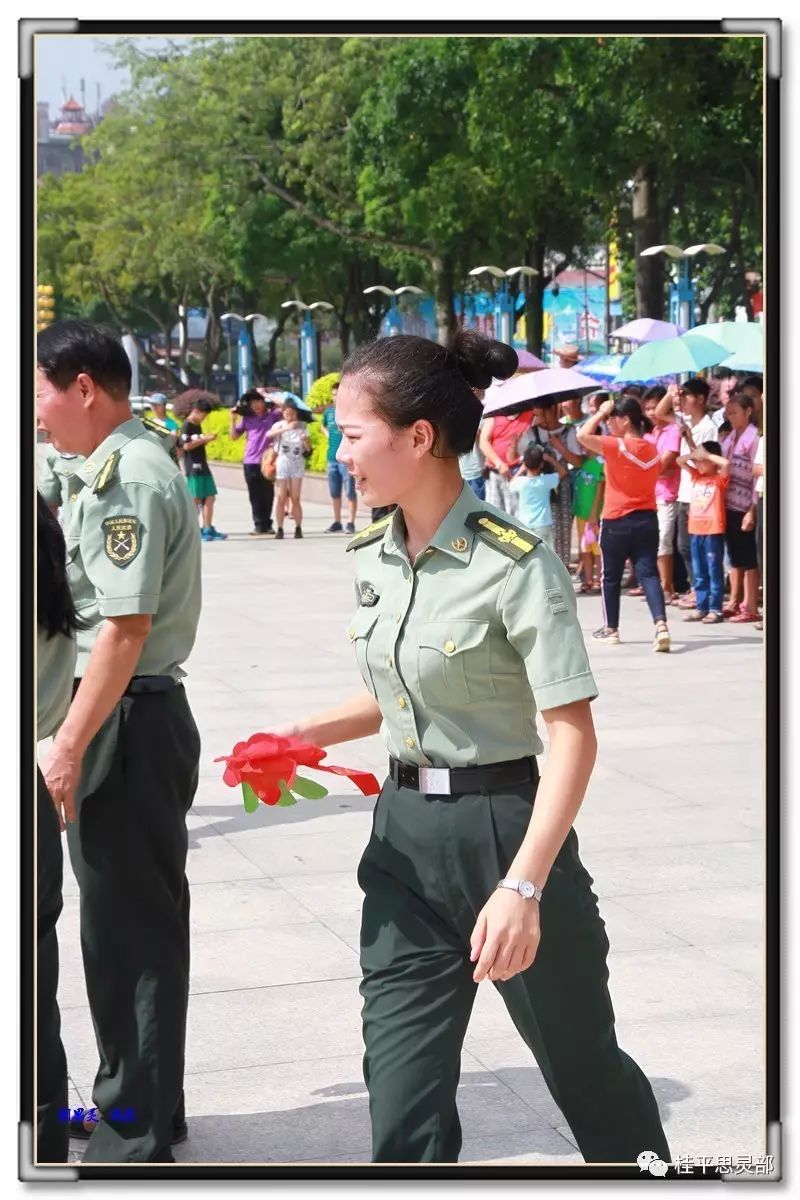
[38,446,84,512]
[63,416,202,679]
[347,483,597,768]
[37,626,77,741]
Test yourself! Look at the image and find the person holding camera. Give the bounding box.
[230,389,281,536]
[264,397,312,538]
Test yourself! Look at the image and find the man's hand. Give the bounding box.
[470,888,541,983]
[42,737,83,830]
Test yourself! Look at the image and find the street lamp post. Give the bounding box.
[363,285,426,337]
[220,311,274,398]
[280,301,334,398]
[640,243,726,330]
[468,265,539,346]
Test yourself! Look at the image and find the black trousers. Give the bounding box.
[243,463,274,531]
[37,769,69,1163]
[65,686,200,1162]
[600,511,666,631]
[359,778,670,1164]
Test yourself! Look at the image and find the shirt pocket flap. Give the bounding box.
[346,607,381,643]
[416,619,490,657]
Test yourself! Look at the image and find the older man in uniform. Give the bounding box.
[36,321,202,1163]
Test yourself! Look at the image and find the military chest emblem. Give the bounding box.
[359,582,380,607]
[102,515,142,566]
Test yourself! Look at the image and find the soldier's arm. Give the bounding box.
[277,692,382,747]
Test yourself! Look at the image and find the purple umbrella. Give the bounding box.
[611,318,686,344]
[483,367,600,417]
[514,348,546,370]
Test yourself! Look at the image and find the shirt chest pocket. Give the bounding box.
[416,619,496,708]
[347,607,382,697]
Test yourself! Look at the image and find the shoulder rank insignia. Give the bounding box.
[346,513,393,552]
[142,417,180,464]
[465,512,541,561]
[101,515,141,566]
[92,451,120,495]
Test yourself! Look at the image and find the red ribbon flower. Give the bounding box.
[215,733,380,811]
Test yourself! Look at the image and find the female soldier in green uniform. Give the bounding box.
[280,331,671,1165]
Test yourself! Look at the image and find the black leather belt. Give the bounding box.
[389,756,539,795]
[71,675,179,698]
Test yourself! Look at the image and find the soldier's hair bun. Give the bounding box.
[341,332,519,458]
[450,329,518,390]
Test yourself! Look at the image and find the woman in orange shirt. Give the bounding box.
[577,397,670,652]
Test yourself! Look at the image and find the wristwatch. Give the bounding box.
[497,877,543,902]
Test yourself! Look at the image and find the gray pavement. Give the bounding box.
[57,476,765,1166]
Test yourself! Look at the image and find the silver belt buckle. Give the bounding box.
[418,767,451,795]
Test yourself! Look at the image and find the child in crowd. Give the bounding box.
[509,445,567,550]
[676,437,729,624]
[572,452,605,593]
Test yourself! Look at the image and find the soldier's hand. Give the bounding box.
[470,889,541,984]
[42,739,82,831]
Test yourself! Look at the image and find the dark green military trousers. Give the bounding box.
[37,769,69,1163]
[66,685,200,1163]
[358,777,671,1164]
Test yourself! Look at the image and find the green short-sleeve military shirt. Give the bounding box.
[346,483,597,768]
[64,417,202,679]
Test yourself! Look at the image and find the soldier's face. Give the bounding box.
[334,376,422,507]
[36,367,92,454]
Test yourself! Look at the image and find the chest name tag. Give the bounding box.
[360,582,380,607]
[102,515,142,567]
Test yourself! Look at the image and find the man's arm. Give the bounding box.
[42,615,151,828]
[654,385,679,425]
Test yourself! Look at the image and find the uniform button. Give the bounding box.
[347,629,355,641]
[397,697,407,709]
[405,736,415,749]
[396,614,402,624]
[70,493,77,501]
[386,657,393,669]
[444,640,456,654]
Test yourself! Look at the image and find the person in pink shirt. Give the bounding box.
[720,392,760,621]
[643,387,682,602]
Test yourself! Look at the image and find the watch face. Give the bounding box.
[519,880,536,899]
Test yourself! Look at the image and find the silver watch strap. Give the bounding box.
[497,877,543,902]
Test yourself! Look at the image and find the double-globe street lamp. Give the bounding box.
[467,265,540,346]
[640,243,726,331]
[220,311,273,398]
[280,300,334,398]
[362,285,426,336]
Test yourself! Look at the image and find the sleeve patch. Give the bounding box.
[102,515,142,567]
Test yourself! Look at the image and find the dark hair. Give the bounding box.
[727,391,756,419]
[523,446,545,471]
[240,389,264,408]
[193,399,212,415]
[37,491,84,639]
[611,396,653,435]
[701,440,723,456]
[621,385,643,400]
[682,378,710,402]
[742,375,763,393]
[37,320,132,399]
[643,385,667,402]
[340,331,517,456]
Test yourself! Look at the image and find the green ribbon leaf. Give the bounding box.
[291,774,329,800]
[241,782,260,813]
[276,780,298,807]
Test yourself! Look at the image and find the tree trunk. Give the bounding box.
[432,256,456,346]
[262,308,290,378]
[338,316,351,359]
[632,163,664,319]
[202,283,222,387]
[527,237,546,356]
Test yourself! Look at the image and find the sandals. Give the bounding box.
[722,603,742,619]
[729,609,758,623]
[683,610,705,622]
[627,586,645,597]
[702,612,723,624]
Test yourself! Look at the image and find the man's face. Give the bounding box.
[151,402,166,419]
[36,366,92,454]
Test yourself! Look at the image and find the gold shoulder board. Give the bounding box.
[92,450,121,495]
[346,513,393,552]
[465,512,541,561]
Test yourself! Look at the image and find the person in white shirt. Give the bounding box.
[654,379,719,609]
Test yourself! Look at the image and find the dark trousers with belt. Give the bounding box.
[243,463,274,531]
[37,768,69,1163]
[358,776,670,1164]
[600,510,666,631]
[65,685,200,1162]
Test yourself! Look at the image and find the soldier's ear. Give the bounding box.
[75,372,97,406]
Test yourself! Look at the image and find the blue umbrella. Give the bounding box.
[579,354,629,382]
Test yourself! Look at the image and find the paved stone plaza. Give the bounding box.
[57,468,765,1167]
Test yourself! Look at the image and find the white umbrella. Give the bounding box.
[482,368,600,417]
